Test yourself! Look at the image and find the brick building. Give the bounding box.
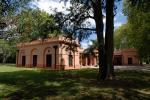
[16,37,80,70]
[16,37,140,70]
[113,48,140,65]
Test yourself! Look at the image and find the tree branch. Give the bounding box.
[75,27,96,31]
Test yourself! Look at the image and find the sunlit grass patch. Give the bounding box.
[0,84,20,98]
[0,64,37,72]
[0,64,149,99]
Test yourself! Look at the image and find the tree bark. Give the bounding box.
[92,1,107,80]
[105,0,115,79]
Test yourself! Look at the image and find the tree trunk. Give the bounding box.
[92,1,107,80]
[105,0,115,79]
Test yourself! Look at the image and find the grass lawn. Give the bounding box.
[0,64,150,100]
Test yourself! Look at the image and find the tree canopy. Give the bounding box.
[114,0,150,63]
[16,9,61,42]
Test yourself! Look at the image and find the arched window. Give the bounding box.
[68,55,73,66]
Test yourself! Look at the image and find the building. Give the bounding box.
[16,37,80,70]
[16,37,140,70]
[113,48,140,65]
[79,49,98,67]
[80,48,140,66]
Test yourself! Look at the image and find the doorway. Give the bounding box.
[128,57,132,65]
[87,56,91,66]
[33,55,37,67]
[46,54,52,67]
[114,56,122,65]
[22,56,26,66]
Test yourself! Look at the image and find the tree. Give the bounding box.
[122,0,150,63]
[0,0,33,63]
[104,0,115,79]
[0,8,61,43]
[15,9,61,42]
[0,0,32,32]
[56,0,117,80]
[0,39,16,63]
[114,23,134,48]
[114,0,150,63]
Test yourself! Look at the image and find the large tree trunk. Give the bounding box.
[92,1,107,80]
[105,0,115,79]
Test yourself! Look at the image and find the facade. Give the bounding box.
[113,48,140,65]
[16,37,80,70]
[16,37,140,70]
[80,48,140,66]
[79,49,99,66]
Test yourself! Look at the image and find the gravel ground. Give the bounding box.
[81,64,150,72]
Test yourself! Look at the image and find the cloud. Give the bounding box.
[81,42,88,49]
[118,12,124,16]
[89,41,93,45]
[81,40,95,49]
[34,0,70,14]
[114,17,117,22]
[114,22,123,28]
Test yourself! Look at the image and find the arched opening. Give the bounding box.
[46,54,52,67]
[114,55,122,65]
[31,48,39,67]
[22,56,26,66]
[60,58,65,70]
[128,57,132,65]
[20,50,26,67]
[43,47,52,67]
[68,55,73,66]
[33,55,37,67]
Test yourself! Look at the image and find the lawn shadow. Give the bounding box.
[0,69,149,100]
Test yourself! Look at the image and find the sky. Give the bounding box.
[32,0,127,48]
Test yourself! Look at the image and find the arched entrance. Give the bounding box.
[46,54,52,67]
[114,55,122,65]
[31,48,39,67]
[20,50,26,66]
[43,47,52,67]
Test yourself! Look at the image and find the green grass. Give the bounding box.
[0,64,150,100]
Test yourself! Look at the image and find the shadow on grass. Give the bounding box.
[0,69,150,100]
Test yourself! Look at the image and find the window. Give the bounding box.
[87,56,91,65]
[128,57,132,65]
[22,56,26,66]
[68,55,73,66]
[33,55,37,67]
[46,54,52,67]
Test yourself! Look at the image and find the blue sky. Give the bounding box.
[33,0,127,48]
[81,0,127,48]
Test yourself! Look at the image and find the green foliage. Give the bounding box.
[0,0,33,63]
[0,0,32,16]
[114,0,150,63]
[16,9,61,42]
[55,0,95,42]
[0,1,61,63]
[0,0,32,30]
[114,23,132,49]
[0,39,16,63]
[1,0,61,42]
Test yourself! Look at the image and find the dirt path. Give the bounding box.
[81,65,150,72]
[114,65,150,72]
